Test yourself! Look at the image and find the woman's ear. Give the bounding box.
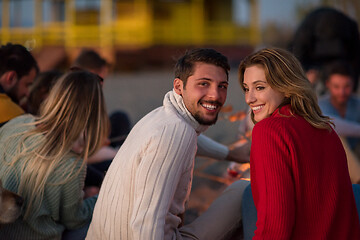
[173,78,183,95]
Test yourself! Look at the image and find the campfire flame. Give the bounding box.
[228,111,247,122]
[220,105,248,122]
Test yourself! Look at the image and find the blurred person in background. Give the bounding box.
[73,49,110,80]
[318,61,360,183]
[289,7,360,95]
[0,70,109,239]
[0,43,39,127]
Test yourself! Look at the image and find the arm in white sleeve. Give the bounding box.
[197,134,251,163]
[87,146,117,164]
[332,117,360,137]
[196,134,229,160]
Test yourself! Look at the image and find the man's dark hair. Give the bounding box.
[324,60,354,83]
[0,43,39,78]
[174,48,230,86]
[73,49,108,70]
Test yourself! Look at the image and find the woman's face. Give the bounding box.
[242,65,286,122]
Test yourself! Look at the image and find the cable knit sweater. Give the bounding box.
[0,115,96,240]
[251,105,360,239]
[87,90,208,240]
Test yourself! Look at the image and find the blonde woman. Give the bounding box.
[0,70,109,240]
[239,48,360,239]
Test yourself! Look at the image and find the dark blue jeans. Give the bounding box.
[62,223,89,240]
[241,184,360,240]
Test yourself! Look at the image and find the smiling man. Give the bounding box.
[174,61,228,125]
[87,48,249,240]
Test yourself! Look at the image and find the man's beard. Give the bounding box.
[193,112,219,126]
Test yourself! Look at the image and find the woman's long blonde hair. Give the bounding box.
[238,47,333,130]
[5,70,109,218]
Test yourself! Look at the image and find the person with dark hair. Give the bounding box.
[87,48,249,240]
[73,49,109,79]
[239,48,359,239]
[289,7,360,93]
[319,61,358,124]
[318,61,360,183]
[0,43,39,126]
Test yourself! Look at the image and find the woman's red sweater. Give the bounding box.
[251,105,360,239]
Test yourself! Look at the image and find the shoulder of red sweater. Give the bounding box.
[253,113,306,136]
[254,114,293,129]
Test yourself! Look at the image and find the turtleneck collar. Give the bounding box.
[163,90,209,134]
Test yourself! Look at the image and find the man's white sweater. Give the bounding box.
[87,90,208,240]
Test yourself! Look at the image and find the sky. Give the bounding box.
[260,0,298,27]
[234,0,298,27]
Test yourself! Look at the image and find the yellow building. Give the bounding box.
[0,0,260,69]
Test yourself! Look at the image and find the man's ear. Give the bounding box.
[1,71,17,91]
[173,78,183,95]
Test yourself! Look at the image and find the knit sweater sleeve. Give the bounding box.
[62,166,96,229]
[196,133,228,160]
[251,119,296,239]
[131,122,197,240]
[47,158,96,230]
